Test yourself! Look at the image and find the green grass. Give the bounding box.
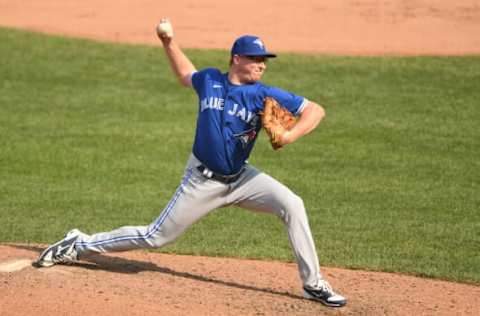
[1,27,479,284]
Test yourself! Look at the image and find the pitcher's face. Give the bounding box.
[232,55,268,83]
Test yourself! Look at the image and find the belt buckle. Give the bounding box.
[197,165,243,184]
[202,167,213,178]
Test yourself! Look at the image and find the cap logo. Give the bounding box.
[253,39,264,49]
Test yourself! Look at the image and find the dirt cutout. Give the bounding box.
[1,0,480,55]
[1,245,479,315]
[1,1,479,315]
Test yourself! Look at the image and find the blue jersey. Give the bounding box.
[191,68,307,175]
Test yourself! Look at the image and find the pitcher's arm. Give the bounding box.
[157,20,196,87]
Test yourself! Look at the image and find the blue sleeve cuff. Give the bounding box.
[295,98,309,116]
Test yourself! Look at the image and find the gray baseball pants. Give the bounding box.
[75,154,322,287]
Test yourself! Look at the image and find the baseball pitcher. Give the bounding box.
[36,18,346,307]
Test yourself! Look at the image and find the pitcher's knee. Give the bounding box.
[145,231,172,248]
[278,193,307,221]
[292,194,305,210]
[285,193,305,211]
[146,224,185,248]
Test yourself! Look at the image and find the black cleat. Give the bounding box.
[36,229,81,267]
[303,280,347,307]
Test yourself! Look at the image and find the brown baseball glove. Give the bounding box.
[261,97,297,150]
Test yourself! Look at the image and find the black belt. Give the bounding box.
[196,165,245,184]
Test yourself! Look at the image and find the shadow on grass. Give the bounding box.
[7,243,303,301]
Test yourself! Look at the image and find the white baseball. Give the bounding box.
[156,20,173,38]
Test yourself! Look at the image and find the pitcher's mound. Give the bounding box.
[0,244,478,315]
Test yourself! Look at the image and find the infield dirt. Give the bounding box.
[1,1,479,315]
[2,244,480,316]
[1,0,480,55]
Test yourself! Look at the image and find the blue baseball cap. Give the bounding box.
[231,35,277,58]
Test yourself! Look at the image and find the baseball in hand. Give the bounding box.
[156,19,173,38]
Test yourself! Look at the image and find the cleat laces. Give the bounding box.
[312,279,335,295]
[51,250,77,264]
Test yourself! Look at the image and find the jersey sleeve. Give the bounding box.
[261,86,308,116]
[191,68,222,96]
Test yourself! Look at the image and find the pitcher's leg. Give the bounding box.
[76,167,228,256]
[230,167,322,287]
